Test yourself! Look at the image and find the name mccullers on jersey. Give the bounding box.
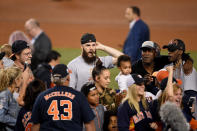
[44,91,76,101]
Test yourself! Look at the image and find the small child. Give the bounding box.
[0,44,14,68]
[81,82,104,131]
[115,55,132,92]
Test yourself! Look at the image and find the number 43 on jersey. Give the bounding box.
[47,100,72,120]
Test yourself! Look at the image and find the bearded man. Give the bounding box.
[68,33,123,91]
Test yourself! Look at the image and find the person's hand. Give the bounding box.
[149,122,158,129]
[95,42,105,50]
[166,65,173,72]
[22,67,34,84]
[144,74,153,85]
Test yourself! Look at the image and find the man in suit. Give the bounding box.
[25,18,52,71]
[123,6,150,64]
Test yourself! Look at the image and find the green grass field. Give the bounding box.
[55,48,197,90]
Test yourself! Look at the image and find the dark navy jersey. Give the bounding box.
[118,100,154,131]
[15,107,33,131]
[31,86,95,131]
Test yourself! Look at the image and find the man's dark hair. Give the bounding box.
[130,6,140,16]
[45,50,61,63]
[117,55,131,67]
[81,82,96,97]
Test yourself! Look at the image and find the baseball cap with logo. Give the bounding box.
[10,40,30,60]
[163,39,185,52]
[81,33,96,44]
[140,41,156,50]
[127,74,144,87]
[52,64,69,78]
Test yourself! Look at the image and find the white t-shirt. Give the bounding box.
[68,56,114,91]
[115,73,132,91]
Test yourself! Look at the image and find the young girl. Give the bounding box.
[0,67,22,130]
[81,82,104,131]
[103,110,118,131]
[92,61,117,111]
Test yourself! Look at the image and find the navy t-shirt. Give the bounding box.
[117,100,154,131]
[15,107,33,131]
[31,86,95,131]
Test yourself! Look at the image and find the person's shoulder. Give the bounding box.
[99,56,113,61]
[0,89,10,99]
[62,86,85,98]
[36,32,51,43]
[68,56,82,66]
[132,59,142,68]
[119,100,129,109]
[97,104,105,111]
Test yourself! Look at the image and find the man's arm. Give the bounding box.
[31,123,40,131]
[96,42,124,64]
[84,120,96,131]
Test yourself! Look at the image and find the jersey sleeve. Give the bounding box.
[117,102,130,131]
[100,56,114,69]
[79,93,95,123]
[68,63,77,89]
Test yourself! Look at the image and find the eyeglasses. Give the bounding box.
[23,52,32,56]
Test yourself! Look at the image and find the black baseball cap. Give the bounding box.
[81,33,96,44]
[127,74,144,87]
[52,64,69,78]
[11,40,29,60]
[163,39,185,52]
[160,77,178,91]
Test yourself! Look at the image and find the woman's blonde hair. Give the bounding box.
[122,84,148,113]
[0,44,12,57]
[0,67,22,92]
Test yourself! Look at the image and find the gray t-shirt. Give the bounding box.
[68,56,114,91]
[83,104,104,131]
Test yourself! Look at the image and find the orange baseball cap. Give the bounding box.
[152,69,169,83]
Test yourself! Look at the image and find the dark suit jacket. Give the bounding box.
[31,32,52,70]
[123,19,150,64]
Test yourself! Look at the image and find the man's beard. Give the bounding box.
[82,49,97,64]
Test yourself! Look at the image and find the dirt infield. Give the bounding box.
[0,0,197,50]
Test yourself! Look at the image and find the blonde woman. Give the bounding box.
[117,74,158,131]
[0,67,22,131]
